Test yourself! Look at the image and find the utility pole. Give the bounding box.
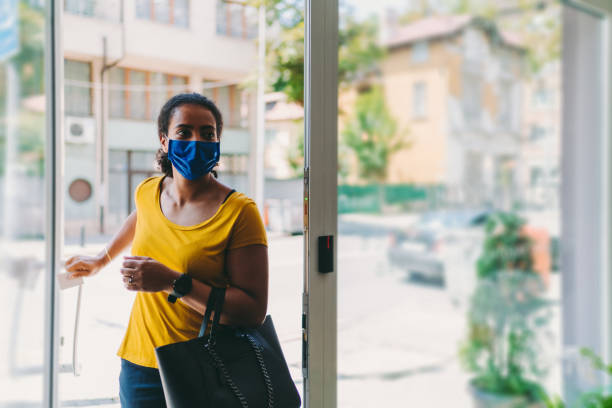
[98,0,125,234]
[254,3,266,209]
[246,0,266,210]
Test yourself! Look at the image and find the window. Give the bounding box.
[216,0,257,39]
[529,125,550,141]
[208,84,243,127]
[109,67,126,119]
[411,41,429,63]
[499,81,514,128]
[464,28,488,62]
[64,59,92,117]
[129,70,147,120]
[135,0,151,19]
[220,154,249,174]
[533,86,554,108]
[530,166,544,186]
[135,0,189,28]
[64,0,121,22]
[174,0,189,27]
[462,73,482,124]
[412,81,427,119]
[109,67,188,120]
[150,72,167,120]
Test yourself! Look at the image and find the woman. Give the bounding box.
[65,93,269,407]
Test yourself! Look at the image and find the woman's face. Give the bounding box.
[160,104,218,152]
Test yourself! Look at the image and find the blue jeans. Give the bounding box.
[119,359,166,408]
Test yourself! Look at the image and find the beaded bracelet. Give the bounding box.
[104,247,112,264]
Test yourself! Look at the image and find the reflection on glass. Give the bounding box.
[0,0,47,405]
[330,1,563,406]
[65,59,92,117]
[128,70,147,120]
[65,0,122,22]
[58,0,303,406]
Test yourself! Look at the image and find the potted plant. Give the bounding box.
[460,212,554,407]
[543,348,612,407]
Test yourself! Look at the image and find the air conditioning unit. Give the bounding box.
[65,116,95,144]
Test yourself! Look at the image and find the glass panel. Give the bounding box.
[412,81,427,119]
[170,75,188,97]
[244,5,258,39]
[216,1,253,39]
[227,85,241,127]
[463,72,482,125]
[215,85,230,122]
[216,0,228,35]
[0,0,48,405]
[174,0,189,27]
[135,0,151,19]
[150,71,167,121]
[130,150,156,170]
[65,0,121,22]
[230,3,243,38]
[411,41,429,63]
[65,59,92,117]
[128,70,147,120]
[65,0,95,17]
[108,167,129,226]
[155,0,171,24]
[109,67,125,119]
[337,1,565,406]
[60,0,302,405]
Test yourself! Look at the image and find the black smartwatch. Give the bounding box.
[168,274,193,304]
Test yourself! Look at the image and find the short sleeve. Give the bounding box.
[228,201,268,250]
[134,177,159,211]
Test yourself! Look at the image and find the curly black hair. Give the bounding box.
[155,92,223,178]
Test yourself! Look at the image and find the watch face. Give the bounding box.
[174,274,192,295]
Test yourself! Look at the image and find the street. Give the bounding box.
[0,229,561,407]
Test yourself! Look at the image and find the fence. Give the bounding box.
[338,184,443,214]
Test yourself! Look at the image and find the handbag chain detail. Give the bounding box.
[204,331,274,408]
[155,286,301,408]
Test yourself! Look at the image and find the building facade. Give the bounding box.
[519,61,561,209]
[381,15,526,208]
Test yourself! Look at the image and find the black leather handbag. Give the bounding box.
[155,287,301,408]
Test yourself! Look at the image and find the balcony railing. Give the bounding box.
[64,0,121,23]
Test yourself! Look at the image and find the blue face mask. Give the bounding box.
[167,139,220,180]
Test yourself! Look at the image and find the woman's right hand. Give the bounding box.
[65,254,106,279]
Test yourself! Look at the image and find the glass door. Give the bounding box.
[0,0,55,406]
[57,0,306,406]
[331,0,612,406]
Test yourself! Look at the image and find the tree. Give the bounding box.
[285,119,304,177]
[341,86,409,183]
[254,0,384,105]
[0,1,46,177]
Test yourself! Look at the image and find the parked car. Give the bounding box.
[387,209,490,290]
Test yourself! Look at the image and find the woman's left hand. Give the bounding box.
[120,256,178,292]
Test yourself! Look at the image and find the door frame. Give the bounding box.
[303,0,339,407]
[562,0,612,403]
[44,0,64,406]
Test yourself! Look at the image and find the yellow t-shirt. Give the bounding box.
[117,176,268,368]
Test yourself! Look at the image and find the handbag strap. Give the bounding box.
[198,286,226,340]
[208,287,225,342]
[200,287,275,408]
